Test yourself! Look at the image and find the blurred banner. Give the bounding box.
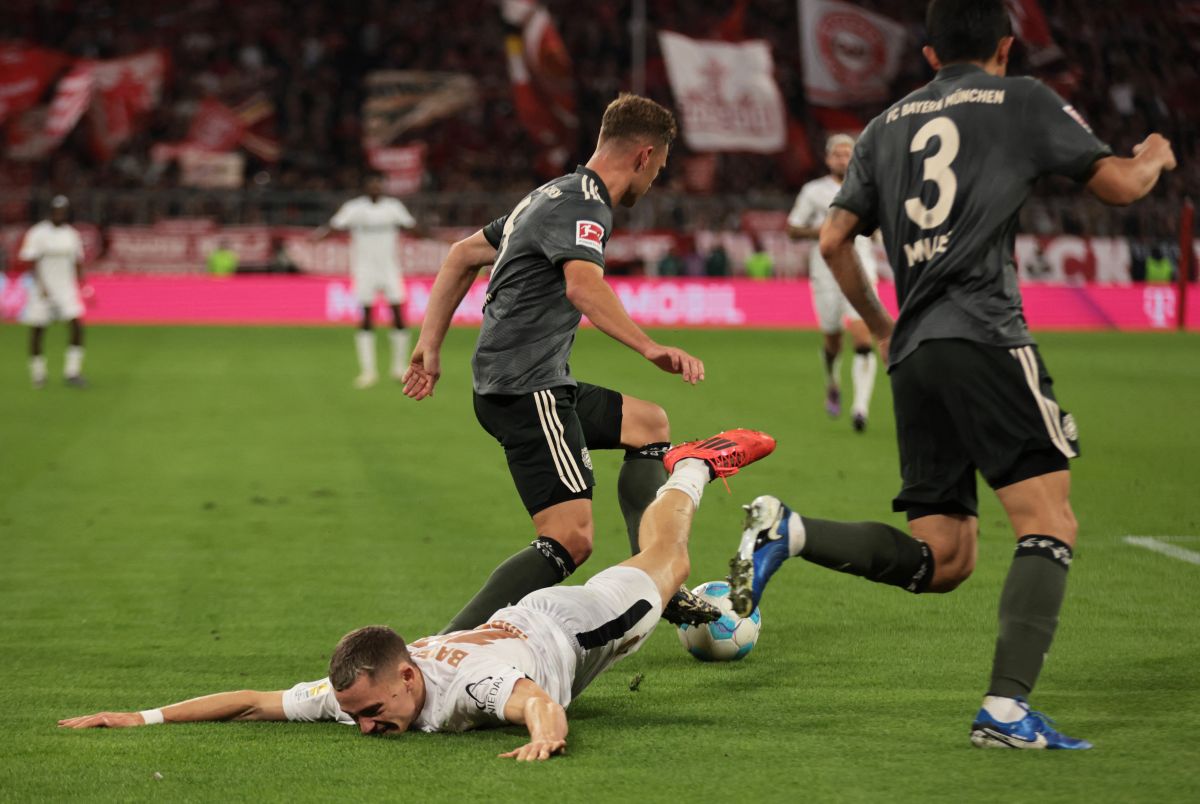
[0,44,71,126]
[367,144,426,196]
[186,97,245,152]
[3,274,1197,332]
[659,32,786,153]
[362,71,478,148]
[799,0,907,106]
[86,50,170,160]
[1005,0,1063,67]
[500,0,578,178]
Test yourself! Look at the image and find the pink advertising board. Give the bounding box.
[1,274,1197,331]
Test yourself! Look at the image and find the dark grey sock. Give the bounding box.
[988,535,1073,698]
[799,516,933,593]
[618,443,670,555]
[440,537,576,634]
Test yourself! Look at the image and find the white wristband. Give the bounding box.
[139,709,164,725]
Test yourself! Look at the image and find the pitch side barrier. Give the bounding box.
[1,274,1196,331]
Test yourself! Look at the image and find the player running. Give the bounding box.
[787,134,880,431]
[58,430,776,761]
[17,196,89,389]
[312,172,420,389]
[727,0,1175,750]
[402,94,717,633]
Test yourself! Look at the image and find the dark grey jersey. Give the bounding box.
[833,64,1112,366]
[472,166,614,395]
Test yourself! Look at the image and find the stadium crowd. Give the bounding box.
[3,0,1195,239]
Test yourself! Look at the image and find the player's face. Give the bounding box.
[826,144,853,180]
[334,666,420,737]
[621,143,669,208]
[365,176,383,198]
[50,206,68,225]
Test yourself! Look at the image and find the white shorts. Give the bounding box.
[810,266,875,335]
[516,565,662,700]
[21,279,83,326]
[351,263,405,306]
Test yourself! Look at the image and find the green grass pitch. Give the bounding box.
[1,324,1198,802]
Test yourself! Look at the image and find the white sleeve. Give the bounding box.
[330,201,356,230]
[392,200,416,229]
[281,677,354,725]
[72,229,85,261]
[444,658,526,729]
[18,226,42,261]
[787,187,818,229]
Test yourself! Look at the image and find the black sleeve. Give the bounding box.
[831,119,880,231]
[540,198,610,271]
[482,215,508,249]
[1022,79,1113,182]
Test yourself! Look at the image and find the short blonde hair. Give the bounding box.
[826,133,856,154]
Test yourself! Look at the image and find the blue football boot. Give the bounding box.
[727,495,794,617]
[970,699,1093,750]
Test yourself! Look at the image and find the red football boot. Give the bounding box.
[664,429,776,479]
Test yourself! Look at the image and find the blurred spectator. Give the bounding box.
[656,249,682,278]
[704,244,729,278]
[1144,245,1174,284]
[207,241,238,276]
[745,241,774,280]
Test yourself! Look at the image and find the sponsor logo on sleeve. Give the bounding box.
[575,220,605,253]
[465,675,506,714]
[1062,105,1094,133]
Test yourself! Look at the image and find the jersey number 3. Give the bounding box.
[495,194,535,265]
[904,116,960,230]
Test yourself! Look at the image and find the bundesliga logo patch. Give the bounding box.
[576,220,605,253]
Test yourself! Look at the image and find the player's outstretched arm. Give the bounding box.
[58,689,288,729]
[1086,134,1177,206]
[563,260,704,384]
[498,679,568,762]
[402,229,496,400]
[820,208,894,359]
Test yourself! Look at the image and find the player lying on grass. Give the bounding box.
[59,430,775,761]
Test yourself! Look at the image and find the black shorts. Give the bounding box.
[473,382,624,515]
[890,339,1079,519]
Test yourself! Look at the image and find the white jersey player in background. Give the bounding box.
[788,134,880,432]
[313,172,419,389]
[58,429,776,761]
[18,196,89,389]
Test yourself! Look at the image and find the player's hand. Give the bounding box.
[401,344,440,400]
[1133,134,1177,171]
[58,711,146,729]
[498,738,566,761]
[644,345,705,385]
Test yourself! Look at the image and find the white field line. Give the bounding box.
[1123,536,1200,566]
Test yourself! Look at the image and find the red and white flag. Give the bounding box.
[43,62,96,149]
[85,50,169,160]
[1005,0,1063,67]
[186,97,246,152]
[0,44,71,126]
[658,31,786,153]
[798,0,907,106]
[500,0,578,178]
[367,143,426,196]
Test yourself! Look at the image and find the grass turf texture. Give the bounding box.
[1,324,1198,803]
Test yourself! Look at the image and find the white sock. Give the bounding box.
[65,346,84,378]
[388,329,410,377]
[821,348,841,389]
[851,350,876,416]
[30,356,47,383]
[355,331,376,377]
[785,512,807,557]
[982,695,1027,723]
[656,458,710,509]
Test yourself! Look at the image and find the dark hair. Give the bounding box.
[599,93,677,147]
[328,625,410,692]
[926,0,1013,64]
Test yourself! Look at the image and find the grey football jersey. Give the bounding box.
[472,166,614,395]
[833,64,1111,366]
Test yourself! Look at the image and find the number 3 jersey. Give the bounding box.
[472,166,614,396]
[833,64,1111,367]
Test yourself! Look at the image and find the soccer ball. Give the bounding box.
[676,580,761,661]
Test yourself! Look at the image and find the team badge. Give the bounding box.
[575,220,605,253]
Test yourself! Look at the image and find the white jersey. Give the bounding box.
[788,175,877,286]
[330,195,415,271]
[19,220,85,324]
[279,566,661,734]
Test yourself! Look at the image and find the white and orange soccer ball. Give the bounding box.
[676,580,761,661]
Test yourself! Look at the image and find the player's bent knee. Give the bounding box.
[556,528,594,566]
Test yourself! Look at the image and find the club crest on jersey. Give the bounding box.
[1061,105,1093,134]
[576,220,605,252]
